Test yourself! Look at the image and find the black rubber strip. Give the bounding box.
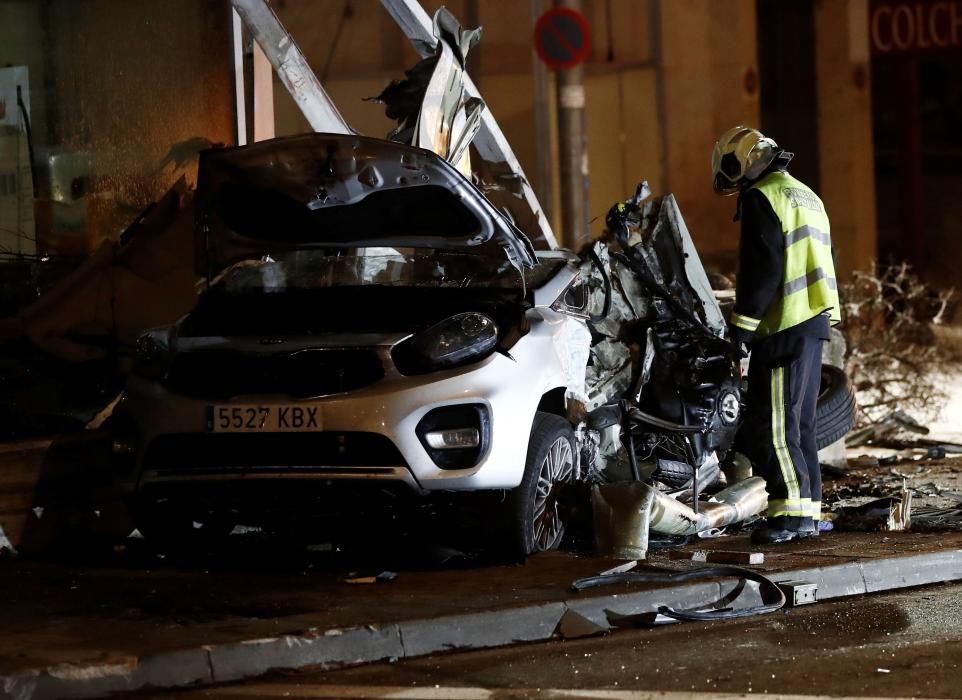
[571,564,787,621]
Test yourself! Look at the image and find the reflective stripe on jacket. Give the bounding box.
[744,172,841,338]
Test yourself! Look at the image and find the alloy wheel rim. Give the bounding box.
[532,436,573,550]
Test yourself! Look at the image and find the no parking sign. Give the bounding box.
[534,7,591,71]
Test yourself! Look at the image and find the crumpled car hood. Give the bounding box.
[194,133,537,276]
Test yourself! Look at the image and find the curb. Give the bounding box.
[4,549,962,700]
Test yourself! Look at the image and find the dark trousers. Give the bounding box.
[740,333,824,530]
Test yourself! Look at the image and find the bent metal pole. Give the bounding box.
[230,0,353,135]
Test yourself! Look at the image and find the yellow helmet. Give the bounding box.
[711,126,779,195]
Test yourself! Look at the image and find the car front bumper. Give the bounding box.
[116,327,571,494]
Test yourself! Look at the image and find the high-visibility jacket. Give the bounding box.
[730,172,840,338]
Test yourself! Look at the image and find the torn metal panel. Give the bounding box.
[632,194,726,338]
[592,481,654,560]
[379,0,558,251]
[370,8,483,177]
[555,317,592,405]
[413,9,483,175]
[230,0,352,135]
[584,339,632,411]
[659,195,727,338]
[581,242,649,411]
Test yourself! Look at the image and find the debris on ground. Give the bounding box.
[824,449,962,531]
[344,571,398,585]
[573,564,787,622]
[833,483,912,532]
[847,410,930,448]
[846,410,962,455]
[555,609,607,639]
[841,264,956,426]
[669,549,765,566]
[597,560,638,577]
[911,505,962,528]
[0,525,17,558]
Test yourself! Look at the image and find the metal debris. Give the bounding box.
[573,564,787,622]
[344,571,398,584]
[833,483,912,532]
[0,525,17,558]
[555,609,606,639]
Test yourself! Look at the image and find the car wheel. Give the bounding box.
[509,412,575,557]
[815,365,858,450]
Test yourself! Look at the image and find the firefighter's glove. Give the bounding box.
[729,326,753,359]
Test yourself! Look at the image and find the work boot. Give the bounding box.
[750,517,817,545]
[750,525,816,544]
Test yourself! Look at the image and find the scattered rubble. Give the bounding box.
[833,483,912,532]
[841,263,956,426]
[823,444,962,531]
[344,571,398,585]
[668,549,765,566]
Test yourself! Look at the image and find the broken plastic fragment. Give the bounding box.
[0,525,17,558]
[555,609,606,639]
[344,571,398,584]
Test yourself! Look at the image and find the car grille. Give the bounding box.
[142,432,405,472]
[164,349,384,399]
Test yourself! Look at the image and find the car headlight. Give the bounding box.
[392,312,498,375]
[132,328,172,381]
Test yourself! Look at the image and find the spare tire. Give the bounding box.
[816,365,857,449]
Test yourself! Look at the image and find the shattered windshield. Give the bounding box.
[213,248,542,293]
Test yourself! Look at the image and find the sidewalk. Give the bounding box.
[3,530,962,700]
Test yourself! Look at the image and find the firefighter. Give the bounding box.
[712,126,840,544]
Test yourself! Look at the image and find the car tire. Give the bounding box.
[508,412,576,557]
[815,365,858,450]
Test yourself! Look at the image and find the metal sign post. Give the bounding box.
[535,3,591,248]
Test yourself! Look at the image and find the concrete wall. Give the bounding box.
[815,0,877,278]
[659,0,759,268]
[0,0,237,255]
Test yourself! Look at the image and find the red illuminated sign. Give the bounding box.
[870,1,962,54]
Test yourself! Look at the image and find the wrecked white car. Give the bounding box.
[108,133,853,557]
[112,133,596,555]
[108,7,856,557]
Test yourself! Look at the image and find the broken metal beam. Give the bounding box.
[379,0,559,250]
[231,0,352,135]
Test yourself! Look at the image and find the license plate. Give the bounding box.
[207,405,322,433]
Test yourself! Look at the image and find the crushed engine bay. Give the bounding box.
[574,184,744,512]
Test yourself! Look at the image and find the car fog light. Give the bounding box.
[424,428,480,450]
